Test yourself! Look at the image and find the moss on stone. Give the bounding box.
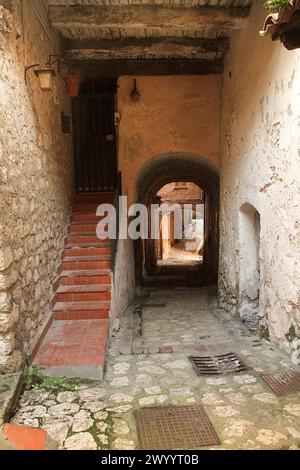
[25,366,92,393]
[259,325,270,341]
[285,324,297,342]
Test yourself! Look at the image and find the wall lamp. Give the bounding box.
[24,63,56,92]
[24,55,68,92]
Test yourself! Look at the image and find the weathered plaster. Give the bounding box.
[117,75,222,205]
[219,1,300,353]
[111,238,135,328]
[0,1,73,372]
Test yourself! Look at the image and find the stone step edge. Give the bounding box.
[32,364,105,381]
[59,269,111,277]
[62,255,112,262]
[54,310,110,320]
[70,218,105,224]
[56,284,112,294]
[52,294,111,308]
[53,301,111,311]
[64,246,110,250]
[53,271,111,291]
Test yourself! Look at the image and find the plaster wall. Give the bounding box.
[219,1,300,354]
[117,75,222,205]
[111,237,135,326]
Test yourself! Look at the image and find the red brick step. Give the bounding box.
[72,213,106,223]
[54,309,110,320]
[56,284,111,293]
[53,301,111,311]
[56,275,111,288]
[63,247,111,257]
[59,260,112,272]
[33,319,109,380]
[65,242,110,249]
[55,291,111,303]
[66,235,104,245]
[68,223,98,234]
[32,193,113,380]
[63,255,111,262]
[73,203,107,213]
[74,193,114,203]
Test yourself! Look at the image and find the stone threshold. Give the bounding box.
[132,344,206,355]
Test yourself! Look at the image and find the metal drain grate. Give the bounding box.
[189,353,249,375]
[136,405,220,450]
[261,371,300,396]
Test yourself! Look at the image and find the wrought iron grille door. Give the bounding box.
[72,80,117,193]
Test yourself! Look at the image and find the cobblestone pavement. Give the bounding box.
[12,288,300,450]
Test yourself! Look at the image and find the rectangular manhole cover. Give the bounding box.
[189,353,249,375]
[261,371,300,396]
[136,405,220,450]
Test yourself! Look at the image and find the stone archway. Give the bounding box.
[134,152,220,287]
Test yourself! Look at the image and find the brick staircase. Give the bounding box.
[31,193,114,380]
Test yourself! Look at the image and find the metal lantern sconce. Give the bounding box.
[130,79,140,102]
[25,64,56,91]
[24,55,66,92]
[34,68,56,91]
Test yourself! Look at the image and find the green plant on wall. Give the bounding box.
[265,0,295,12]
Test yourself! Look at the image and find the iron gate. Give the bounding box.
[72,80,117,193]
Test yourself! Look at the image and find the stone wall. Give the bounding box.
[117,75,222,205]
[219,1,300,355]
[0,1,73,372]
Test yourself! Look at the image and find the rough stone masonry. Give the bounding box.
[0,0,73,372]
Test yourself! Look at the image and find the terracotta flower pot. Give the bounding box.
[64,75,81,97]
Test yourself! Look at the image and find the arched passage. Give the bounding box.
[134,152,220,287]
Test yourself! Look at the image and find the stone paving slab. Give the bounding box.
[9,288,300,451]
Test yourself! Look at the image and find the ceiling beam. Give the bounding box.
[71,59,224,77]
[63,37,229,60]
[49,5,250,32]
[64,37,229,52]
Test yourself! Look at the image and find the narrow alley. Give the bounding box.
[11,288,300,450]
[0,0,300,456]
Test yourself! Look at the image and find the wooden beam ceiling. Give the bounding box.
[73,59,224,77]
[47,2,251,73]
[63,37,230,60]
[49,5,250,34]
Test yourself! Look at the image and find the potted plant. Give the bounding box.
[260,0,300,49]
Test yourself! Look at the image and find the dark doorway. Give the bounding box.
[72,80,118,193]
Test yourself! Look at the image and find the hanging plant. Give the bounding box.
[265,0,295,13]
[259,0,300,49]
